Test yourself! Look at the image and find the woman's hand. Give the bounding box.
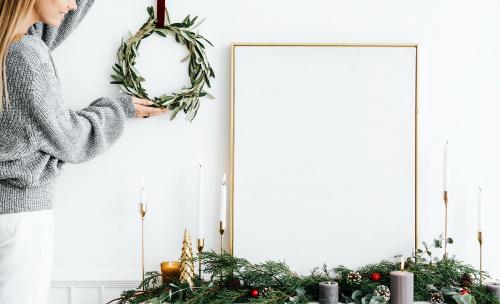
[132,96,168,118]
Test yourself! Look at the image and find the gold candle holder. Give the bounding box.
[140,202,147,289]
[478,231,483,285]
[219,221,225,283]
[443,190,449,259]
[219,221,225,255]
[197,238,204,279]
[161,261,181,284]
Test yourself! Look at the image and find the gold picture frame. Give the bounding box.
[229,43,419,255]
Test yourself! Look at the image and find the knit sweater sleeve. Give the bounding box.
[23,62,136,164]
[27,0,96,51]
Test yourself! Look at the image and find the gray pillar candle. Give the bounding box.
[390,271,414,304]
[319,281,338,304]
[486,282,500,299]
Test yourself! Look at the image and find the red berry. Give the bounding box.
[250,289,259,298]
[460,289,470,295]
[370,272,382,281]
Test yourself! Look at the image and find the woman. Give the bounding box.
[0,0,167,302]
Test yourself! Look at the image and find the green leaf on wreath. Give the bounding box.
[147,6,154,19]
[155,30,167,37]
[190,16,199,27]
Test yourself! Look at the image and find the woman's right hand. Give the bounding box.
[132,96,168,118]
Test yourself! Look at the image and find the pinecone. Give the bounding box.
[430,292,445,304]
[374,285,391,301]
[346,271,362,284]
[261,287,272,296]
[227,278,242,289]
[460,273,473,288]
[334,272,342,281]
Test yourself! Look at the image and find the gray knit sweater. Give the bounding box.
[0,0,136,214]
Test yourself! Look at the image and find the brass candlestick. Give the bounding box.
[219,221,225,283]
[219,221,225,255]
[478,231,483,285]
[140,202,147,289]
[443,190,449,259]
[197,238,204,279]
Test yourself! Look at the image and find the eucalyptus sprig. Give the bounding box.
[111,6,215,122]
[413,234,454,264]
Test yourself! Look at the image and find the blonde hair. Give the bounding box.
[0,0,37,113]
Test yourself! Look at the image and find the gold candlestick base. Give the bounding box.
[197,238,205,279]
[478,231,483,285]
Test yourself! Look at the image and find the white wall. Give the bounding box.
[50,0,500,292]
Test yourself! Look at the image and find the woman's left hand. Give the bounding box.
[132,96,168,118]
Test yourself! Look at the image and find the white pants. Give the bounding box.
[0,210,54,304]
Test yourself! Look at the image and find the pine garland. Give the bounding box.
[107,252,330,304]
[108,236,499,304]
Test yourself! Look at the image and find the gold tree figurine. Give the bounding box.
[180,229,195,287]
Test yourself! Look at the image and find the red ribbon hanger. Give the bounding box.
[156,0,166,27]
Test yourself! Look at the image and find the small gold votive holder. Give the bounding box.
[160,261,181,284]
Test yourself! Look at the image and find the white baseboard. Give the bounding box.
[52,269,143,281]
[49,271,143,304]
[51,280,139,289]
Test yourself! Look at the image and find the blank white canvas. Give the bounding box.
[232,45,416,274]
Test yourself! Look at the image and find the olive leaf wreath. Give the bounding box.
[110,6,215,121]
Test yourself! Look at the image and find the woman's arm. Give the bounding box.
[17,57,137,164]
[33,94,135,164]
[27,0,96,51]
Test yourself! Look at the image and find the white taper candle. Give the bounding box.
[219,174,227,230]
[140,178,145,203]
[478,184,484,232]
[197,157,204,239]
[443,135,449,192]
